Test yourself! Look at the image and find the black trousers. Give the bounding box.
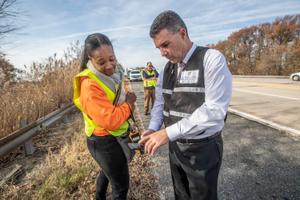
[169,134,223,200]
[87,135,129,200]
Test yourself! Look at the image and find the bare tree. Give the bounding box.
[0,0,22,87]
[0,0,19,41]
[0,53,17,86]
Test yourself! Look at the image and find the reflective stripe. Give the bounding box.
[162,89,173,95]
[143,70,157,87]
[170,110,191,118]
[163,110,170,117]
[173,87,205,93]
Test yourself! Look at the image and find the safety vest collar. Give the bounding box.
[87,60,118,93]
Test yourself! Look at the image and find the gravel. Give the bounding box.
[132,82,300,200]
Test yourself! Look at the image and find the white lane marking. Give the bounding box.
[229,108,300,137]
[234,88,300,101]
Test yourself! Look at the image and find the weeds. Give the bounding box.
[0,119,159,200]
[0,42,81,138]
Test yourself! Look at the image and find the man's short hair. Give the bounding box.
[147,61,152,66]
[149,10,188,38]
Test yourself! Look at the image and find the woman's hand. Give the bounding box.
[126,92,137,104]
[126,92,137,111]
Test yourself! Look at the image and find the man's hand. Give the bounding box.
[141,129,155,140]
[138,129,169,155]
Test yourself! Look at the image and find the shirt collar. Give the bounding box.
[182,42,197,64]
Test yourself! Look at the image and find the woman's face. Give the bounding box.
[89,45,116,76]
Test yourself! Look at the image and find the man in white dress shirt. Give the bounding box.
[139,10,232,200]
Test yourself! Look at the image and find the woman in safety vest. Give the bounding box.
[73,33,136,200]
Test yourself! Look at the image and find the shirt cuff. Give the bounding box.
[166,123,182,141]
[148,120,161,132]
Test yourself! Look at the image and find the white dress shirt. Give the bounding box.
[148,43,232,141]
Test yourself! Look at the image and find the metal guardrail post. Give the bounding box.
[21,120,35,155]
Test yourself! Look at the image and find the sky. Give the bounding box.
[2,0,300,71]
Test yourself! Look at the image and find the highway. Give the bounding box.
[231,77,300,135]
[131,79,300,199]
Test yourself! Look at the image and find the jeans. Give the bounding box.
[87,135,129,200]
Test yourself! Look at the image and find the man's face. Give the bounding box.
[153,28,187,64]
[147,63,153,70]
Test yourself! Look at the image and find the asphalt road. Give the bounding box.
[131,81,300,200]
[232,77,300,134]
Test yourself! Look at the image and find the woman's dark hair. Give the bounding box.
[80,33,113,71]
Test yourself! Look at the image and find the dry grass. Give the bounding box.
[0,43,160,199]
[0,119,159,200]
[0,44,81,138]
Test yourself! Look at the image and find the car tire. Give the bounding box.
[292,75,300,81]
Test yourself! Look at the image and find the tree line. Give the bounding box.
[209,14,300,75]
[0,0,21,87]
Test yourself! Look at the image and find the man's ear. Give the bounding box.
[179,28,187,39]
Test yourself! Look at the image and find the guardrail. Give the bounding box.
[0,104,76,158]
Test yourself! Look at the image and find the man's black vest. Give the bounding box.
[162,46,208,129]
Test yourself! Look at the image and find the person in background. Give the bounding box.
[139,10,232,200]
[73,33,136,200]
[142,61,159,115]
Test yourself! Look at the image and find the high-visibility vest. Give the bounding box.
[143,70,157,87]
[73,68,129,137]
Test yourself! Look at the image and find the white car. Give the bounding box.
[290,72,300,81]
[129,70,142,82]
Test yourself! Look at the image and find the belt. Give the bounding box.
[176,131,222,144]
